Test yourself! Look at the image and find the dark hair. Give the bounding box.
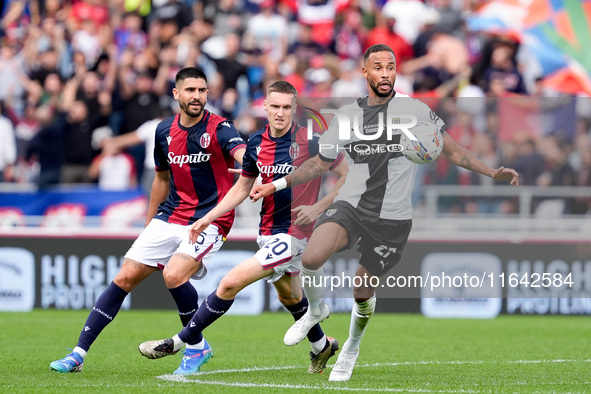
[267,80,298,97]
[363,44,396,64]
[175,67,207,87]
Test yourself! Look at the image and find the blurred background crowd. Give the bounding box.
[1,0,590,218]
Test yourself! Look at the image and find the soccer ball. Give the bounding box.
[399,121,443,164]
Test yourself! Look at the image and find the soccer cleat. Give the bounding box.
[173,340,213,375]
[284,303,330,346]
[138,338,179,359]
[328,347,359,382]
[308,337,339,373]
[50,351,84,373]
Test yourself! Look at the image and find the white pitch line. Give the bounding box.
[157,359,591,392]
[160,375,478,393]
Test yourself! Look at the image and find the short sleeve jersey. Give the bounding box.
[153,111,246,236]
[241,123,343,240]
[318,93,446,220]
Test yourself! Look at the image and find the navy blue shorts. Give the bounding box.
[315,201,412,277]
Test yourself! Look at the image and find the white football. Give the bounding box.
[399,121,443,164]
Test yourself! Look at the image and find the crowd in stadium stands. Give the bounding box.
[0,0,590,216]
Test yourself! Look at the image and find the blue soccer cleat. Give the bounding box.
[173,340,213,375]
[50,351,84,373]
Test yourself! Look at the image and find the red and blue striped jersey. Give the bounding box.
[153,111,246,236]
[241,123,343,240]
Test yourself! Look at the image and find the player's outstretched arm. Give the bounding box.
[293,158,348,225]
[249,155,333,202]
[189,175,256,243]
[441,132,519,186]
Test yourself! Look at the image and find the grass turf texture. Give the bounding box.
[1,310,589,393]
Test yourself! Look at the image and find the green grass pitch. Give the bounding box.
[1,309,589,392]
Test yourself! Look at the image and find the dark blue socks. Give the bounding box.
[179,291,234,345]
[169,282,199,327]
[76,282,128,351]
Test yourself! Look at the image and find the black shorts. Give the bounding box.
[315,201,412,277]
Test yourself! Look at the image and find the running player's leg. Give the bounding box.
[329,265,377,382]
[50,219,179,373]
[175,232,295,349]
[330,219,410,381]
[163,254,203,327]
[274,275,339,373]
[163,224,224,327]
[348,265,378,353]
[50,260,156,373]
[283,221,349,346]
[139,257,272,374]
[301,221,349,312]
[78,259,157,353]
[274,275,326,353]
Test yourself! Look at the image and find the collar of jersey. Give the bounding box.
[175,110,209,132]
[265,122,296,141]
[357,91,397,109]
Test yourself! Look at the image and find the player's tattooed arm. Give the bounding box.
[249,156,334,202]
[459,152,474,171]
[286,156,332,188]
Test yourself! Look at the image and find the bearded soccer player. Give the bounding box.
[137,80,348,375]
[250,44,519,381]
[50,67,246,372]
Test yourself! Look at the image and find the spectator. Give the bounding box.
[332,7,365,60]
[434,0,463,38]
[13,101,42,161]
[482,41,527,95]
[88,130,138,191]
[365,15,413,66]
[0,102,17,182]
[205,0,246,37]
[60,100,101,184]
[149,0,193,46]
[118,70,159,135]
[114,11,148,59]
[70,18,104,69]
[26,109,65,188]
[296,0,349,48]
[244,0,288,62]
[288,24,325,66]
[513,139,545,186]
[382,0,428,44]
[28,46,60,86]
[534,135,576,215]
[101,109,168,196]
[67,0,109,32]
[211,32,249,117]
[0,38,27,116]
[570,135,591,214]
[330,58,366,97]
[413,8,440,59]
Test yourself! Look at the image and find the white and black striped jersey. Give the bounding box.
[318,93,446,220]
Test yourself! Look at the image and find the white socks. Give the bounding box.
[310,335,327,355]
[172,334,188,352]
[73,347,87,359]
[343,297,376,353]
[301,266,325,315]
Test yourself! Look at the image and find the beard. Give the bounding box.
[369,79,394,97]
[179,99,205,118]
